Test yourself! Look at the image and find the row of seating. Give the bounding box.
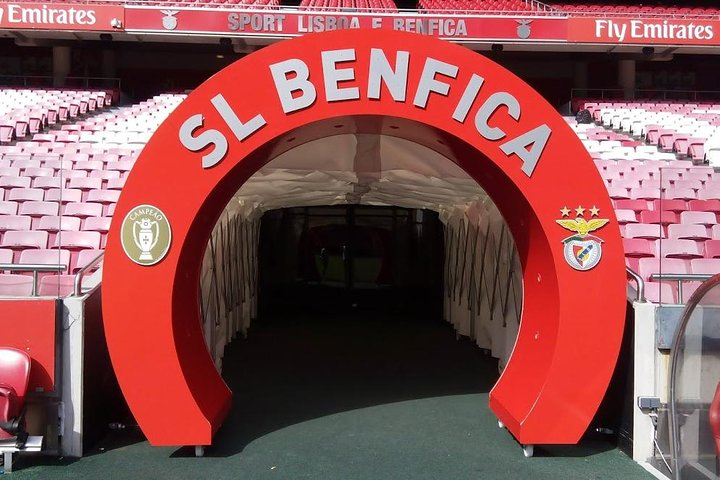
[554,3,720,17]
[418,0,536,12]
[575,100,720,165]
[0,89,113,144]
[0,92,186,296]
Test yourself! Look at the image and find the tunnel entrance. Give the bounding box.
[102,29,627,448]
[258,206,444,315]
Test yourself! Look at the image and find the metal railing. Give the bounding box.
[0,252,103,298]
[0,75,121,90]
[650,273,716,305]
[0,264,67,296]
[74,252,104,296]
[626,266,645,303]
[571,88,720,103]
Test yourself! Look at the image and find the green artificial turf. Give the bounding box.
[7,308,652,480]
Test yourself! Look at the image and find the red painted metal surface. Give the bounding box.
[0,300,57,393]
[102,29,626,447]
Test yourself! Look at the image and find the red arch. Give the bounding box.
[102,30,626,447]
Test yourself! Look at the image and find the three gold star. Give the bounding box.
[560,205,601,218]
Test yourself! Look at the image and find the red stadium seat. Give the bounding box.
[639,210,678,226]
[651,199,688,213]
[688,199,720,214]
[623,238,655,258]
[0,347,31,442]
[705,240,720,259]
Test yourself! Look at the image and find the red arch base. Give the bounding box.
[102,29,627,447]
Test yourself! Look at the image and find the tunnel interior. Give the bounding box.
[191,132,529,450]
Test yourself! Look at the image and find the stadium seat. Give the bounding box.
[0,274,34,296]
[0,216,32,239]
[74,249,104,274]
[33,177,65,190]
[680,211,717,226]
[624,223,665,240]
[1,230,49,256]
[52,231,101,251]
[667,224,711,241]
[656,239,704,259]
[0,347,31,443]
[19,249,71,274]
[44,189,83,205]
[690,258,720,275]
[651,199,688,213]
[0,176,31,189]
[63,202,103,219]
[688,199,720,214]
[614,199,650,212]
[7,188,44,202]
[644,282,676,304]
[37,275,75,297]
[623,238,655,258]
[639,210,678,226]
[705,240,720,259]
[637,257,690,283]
[0,201,18,215]
[18,201,59,228]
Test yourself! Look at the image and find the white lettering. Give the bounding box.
[413,57,458,109]
[475,92,520,141]
[367,48,409,102]
[210,94,266,142]
[179,114,229,169]
[321,49,360,102]
[269,58,317,114]
[500,124,551,177]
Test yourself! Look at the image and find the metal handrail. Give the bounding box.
[626,266,645,303]
[73,252,104,296]
[668,273,720,479]
[650,273,716,304]
[0,264,68,296]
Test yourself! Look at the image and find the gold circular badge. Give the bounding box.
[120,204,172,266]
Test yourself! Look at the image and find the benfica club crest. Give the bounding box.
[556,206,609,271]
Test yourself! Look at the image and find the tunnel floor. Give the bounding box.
[10,300,652,479]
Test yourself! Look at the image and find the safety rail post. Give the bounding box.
[0,264,68,296]
[650,273,715,304]
[73,252,104,296]
[626,266,645,303]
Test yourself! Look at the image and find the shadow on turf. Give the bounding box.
[169,304,501,458]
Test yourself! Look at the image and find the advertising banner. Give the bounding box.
[0,2,123,31]
[125,7,567,42]
[568,17,720,45]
